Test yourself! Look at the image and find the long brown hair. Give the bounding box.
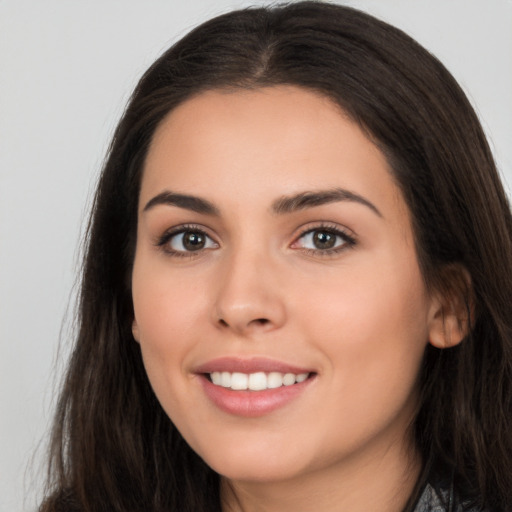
[41,2,512,511]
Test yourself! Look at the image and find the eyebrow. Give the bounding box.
[143,191,220,215]
[143,187,382,218]
[271,188,382,217]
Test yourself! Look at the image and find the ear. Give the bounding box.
[132,319,140,343]
[427,265,473,349]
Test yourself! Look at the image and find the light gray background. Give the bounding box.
[1,1,511,510]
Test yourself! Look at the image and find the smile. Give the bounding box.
[195,358,316,417]
[209,371,309,390]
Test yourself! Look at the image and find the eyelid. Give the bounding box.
[153,221,355,258]
[290,222,357,254]
[155,223,219,256]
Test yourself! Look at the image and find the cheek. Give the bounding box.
[131,261,209,399]
[132,257,208,340]
[297,254,430,389]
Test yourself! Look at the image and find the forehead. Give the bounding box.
[141,86,406,219]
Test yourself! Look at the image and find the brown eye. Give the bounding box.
[312,231,336,249]
[182,231,206,251]
[294,226,356,254]
[166,229,218,253]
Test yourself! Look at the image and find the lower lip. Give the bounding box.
[199,375,315,417]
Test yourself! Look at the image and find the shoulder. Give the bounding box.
[413,480,491,512]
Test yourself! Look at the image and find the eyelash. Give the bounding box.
[293,223,356,257]
[156,224,218,258]
[155,223,356,258]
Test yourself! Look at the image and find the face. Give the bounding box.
[131,86,438,485]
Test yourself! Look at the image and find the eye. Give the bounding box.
[293,225,356,254]
[158,226,218,255]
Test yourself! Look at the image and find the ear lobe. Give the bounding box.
[428,301,467,349]
[427,265,473,349]
[132,320,140,343]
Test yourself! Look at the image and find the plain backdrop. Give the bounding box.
[1,1,511,510]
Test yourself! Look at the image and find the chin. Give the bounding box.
[193,437,310,483]
[213,460,303,484]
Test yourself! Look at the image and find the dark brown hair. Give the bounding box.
[41,2,512,511]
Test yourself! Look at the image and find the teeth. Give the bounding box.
[211,372,222,385]
[231,372,248,390]
[209,371,309,391]
[248,372,267,391]
[220,371,231,387]
[267,372,283,389]
[282,373,296,386]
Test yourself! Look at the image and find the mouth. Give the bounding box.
[206,371,311,391]
[195,358,317,417]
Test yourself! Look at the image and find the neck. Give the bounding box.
[221,435,421,512]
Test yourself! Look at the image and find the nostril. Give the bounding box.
[216,317,270,329]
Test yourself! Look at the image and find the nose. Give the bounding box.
[212,248,287,336]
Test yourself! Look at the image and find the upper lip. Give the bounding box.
[194,357,314,375]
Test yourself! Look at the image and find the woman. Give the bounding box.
[41,2,512,511]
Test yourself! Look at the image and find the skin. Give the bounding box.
[131,86,458,512]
